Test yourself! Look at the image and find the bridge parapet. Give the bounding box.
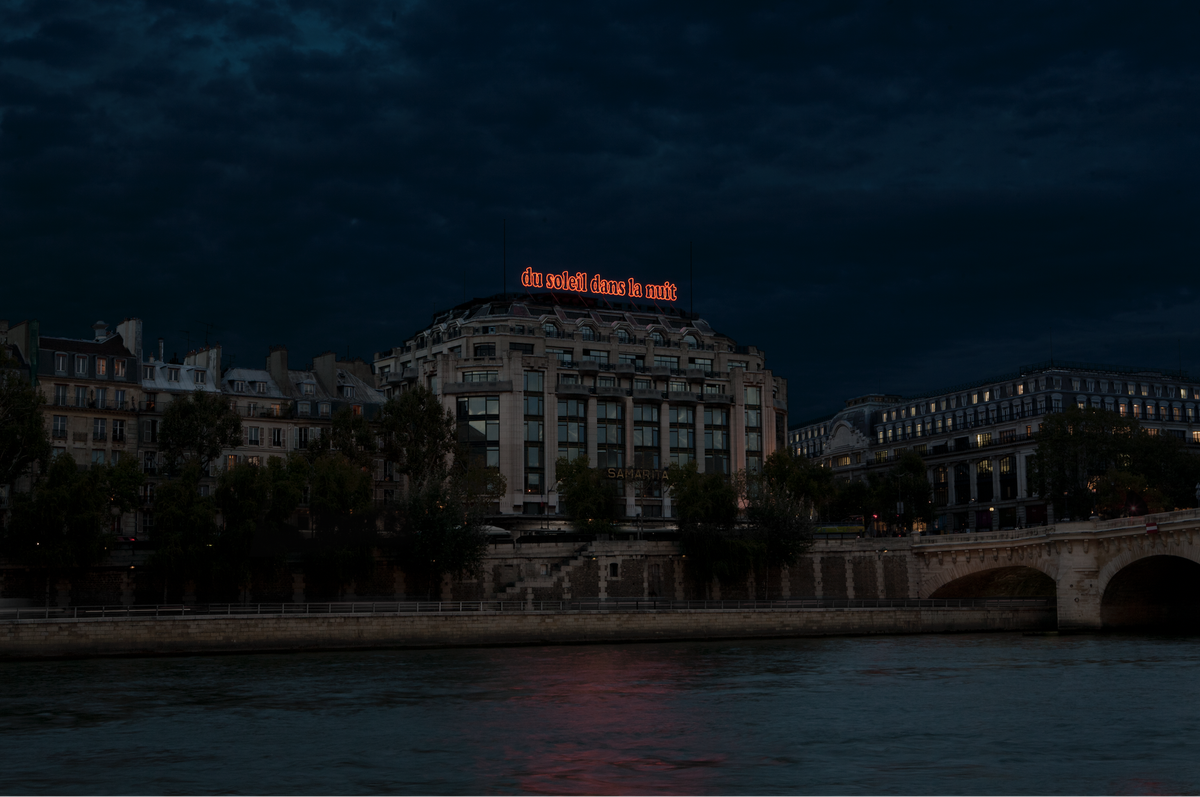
[912,507,1200,549]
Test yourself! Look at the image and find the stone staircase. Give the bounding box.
[500,542,596,601]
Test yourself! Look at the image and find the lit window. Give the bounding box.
[96,358,107,377]
[114,360,126,378]
[352,404,363,416]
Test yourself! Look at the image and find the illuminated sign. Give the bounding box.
[521,267,677,302]
[605,467,670,482]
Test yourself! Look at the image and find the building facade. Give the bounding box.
[789,361,1200,532]
[373,292,788,517]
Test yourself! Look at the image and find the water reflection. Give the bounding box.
[0,634,1198,794]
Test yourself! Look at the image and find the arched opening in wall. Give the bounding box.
[1101,556,1200,631]
[930,567,1056,599]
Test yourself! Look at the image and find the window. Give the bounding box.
[252,381,265,394]
[303,383,315,396]
[319,403,331,417]
[247,402,258,416]
[272,428,283,447]
[460,396,501,468]
[558,398,587,463]
[524,372,545,494]
[298,402,311,416]
[582,349,609,364]
[546,348,573,363]
[352,404,362,416]
[683,335,698,349]
[619,353,643,367]
[634,378,652,390]
[52,415,68,439]
[248,427,261,446]
[461,370,499,383]
[728,361,748,371]
[270,403,282,417]
[704,406,730,474]
[690,357,713,370]
[669,406,695,465]
[96,358,107,377]
[669,380,688,392]
[246,456,261,467]
[95,388,107,409]
[558,373,579,385]
[195,371,206,384]
[226,454,238,471]
[650,331,665,345]
[75,386,87,407]
[543,323,558,336]
[55,353,67,374]
[167,367,180,382]
[474,343,496,357]
[580,327,596,341]
[633,403,660,471]
[114,359,126,378]
[598,376,616,387]
[704,383,725,394]
[341,385,354,398]
[597,400,625,469]
[112,419,125,442]
[234,381,246,393]
[143,366,156,381]
[53,385,68,406]
[510,342,535,354]
[74,355,87,376]
[654,355,679,369]
[616,329,631,344]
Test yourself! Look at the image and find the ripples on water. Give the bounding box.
[2,633,1199,794]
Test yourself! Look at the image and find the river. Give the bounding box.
[2,633,1198,794]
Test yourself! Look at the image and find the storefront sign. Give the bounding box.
[605,467,670,482]
[521,267,677,302]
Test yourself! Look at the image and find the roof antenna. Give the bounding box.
[689,241,694,317]
[502,218,507,299]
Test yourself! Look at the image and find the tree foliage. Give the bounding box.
[0,369,51,490]
[555,455,620,534]
[378,387,456,493]
[214,454,308,592]
[746,451,816,567]
[158,389,242,474]
[148,462,219,593]
[306,406,376,469]
[1,453,142,570]
[1030,406,1200,519]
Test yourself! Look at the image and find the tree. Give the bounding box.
[0,369,51,493]
[1031,406,1200,519]
[378,387,457,493]
[149,462,219,600]
[746,451,816,570]
[158,389,242,475]
[306,406,376,469]
[214,454,308,598]
[1,453,142,601]
[668,461,753,595]
[397,483,492,599]
[555,455,620,534]
[885,450,934,531]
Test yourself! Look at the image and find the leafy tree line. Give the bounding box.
[0,383,502,602]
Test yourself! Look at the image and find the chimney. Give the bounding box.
[267,345,289,392]
[158,338,164,363]
[115,318,143,361]
[92,320,108,341]
[313,351,337,396]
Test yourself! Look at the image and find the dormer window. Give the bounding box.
[167,368,180,382]
[114,359,126,378]
[195,371,206,384]
[342,385,355,399]
[683,335,698,349]
[75,355,88,376]
[143,366,155,381]
[650,331,665,345]
[234,381,246,393]
[616,329,631,344]
[96,358,107,377]
[252,381,264,394]
[319,402,331,417]
[580,327,595,341]
[298,401,311,416]
[303,383,315,396]
[542,323,557,337]
[55,353,67,374]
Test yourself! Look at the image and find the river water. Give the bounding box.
[2,633,1199,795]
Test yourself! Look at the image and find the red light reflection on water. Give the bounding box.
[469,647,726,795]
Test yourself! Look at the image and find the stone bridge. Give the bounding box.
[912,508,1200,630]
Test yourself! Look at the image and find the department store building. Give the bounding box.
[789,361,1200,532]
[374,291,788,517]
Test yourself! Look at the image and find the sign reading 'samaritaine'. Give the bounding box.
[521,267,678,302]
[605,467,670,482]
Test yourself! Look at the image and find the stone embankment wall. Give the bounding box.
[0,605,1053,660]
[0,538,919,606]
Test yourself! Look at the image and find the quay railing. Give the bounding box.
[0,597,1053,623]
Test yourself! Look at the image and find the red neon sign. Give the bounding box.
[520,267,678,302]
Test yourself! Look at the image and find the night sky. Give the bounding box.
[3,2,1199,423]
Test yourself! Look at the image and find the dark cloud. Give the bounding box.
[2,0,1199,419]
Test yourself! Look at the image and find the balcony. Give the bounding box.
[92,433,107,442]
[52,430,68,440]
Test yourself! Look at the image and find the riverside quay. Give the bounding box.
[372,291,788,518]
[788,361,1200,533]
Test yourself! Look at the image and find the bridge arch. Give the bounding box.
[1099,547,1200,630]
[927,561,1058,599]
